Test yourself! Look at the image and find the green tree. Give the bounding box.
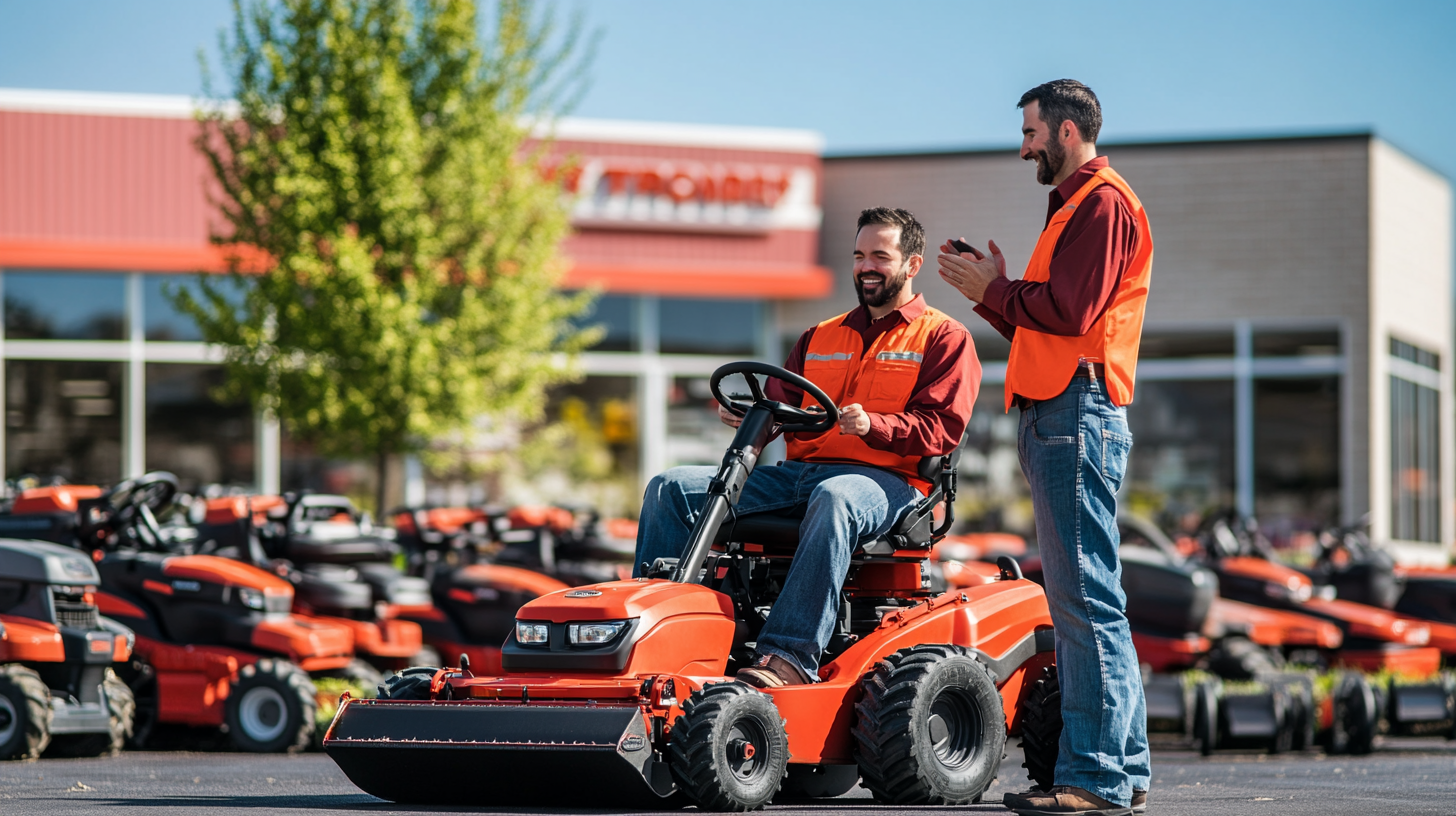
[182,0,597,512]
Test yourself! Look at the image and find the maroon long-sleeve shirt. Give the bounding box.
[973,156,1140,340]
[766,294,981,457]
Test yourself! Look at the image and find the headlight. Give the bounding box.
[239,587,265,610]
[569,621,626,645]
[515,621,550,645]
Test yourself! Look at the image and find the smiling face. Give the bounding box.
[1020,101,1067,186]
[853,224,919,310]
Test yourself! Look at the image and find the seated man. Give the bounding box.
[633,207,981,687]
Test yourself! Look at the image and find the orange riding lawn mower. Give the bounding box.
[0,474,355,752]
[325,362,1063,809]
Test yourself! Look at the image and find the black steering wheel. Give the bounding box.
[709,361,839,435]
[104,471,180,549]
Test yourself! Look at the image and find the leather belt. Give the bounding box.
[1012,361,1105,411]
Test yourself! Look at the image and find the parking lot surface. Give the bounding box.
[0,739,1452,815]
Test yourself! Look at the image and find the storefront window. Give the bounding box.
[956,389,1029,533]
[1254,328,1340,357]
[4,271,126,340]
[1124,380,1236,528]
[144,364,255,491]
[1390,338,1440,543]
[1138,331,1235,359]
[660,298,759,356]
[971,332,1011,362]
[570,293,636,352]
[1254,377,1340,537]
[5,360,123,483]
[144,274,250,342]
[510,375,640,516]
[667,375,738,467]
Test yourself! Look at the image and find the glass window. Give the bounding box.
[1391,337,1440,371]
[1138,331,1235,359]
[1124,380,1236,529]
[4,271,126,340]
[956,389,1030,533]
[1254,377,1341,538]
[144,274,250,342]
[570,293,636,352]
[5,360,123,483]
[970,332,1011,362]
[667,375,738,467]
[1255,329,1341,357]
[1391,373,1440,543]
[660,298,759,356]
[144,364,255,491]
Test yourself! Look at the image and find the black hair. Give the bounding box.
[1018,79,1102,144]
[855,207,925,258]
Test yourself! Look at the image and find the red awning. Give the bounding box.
[563,261,832,299]
[0,238,267,273]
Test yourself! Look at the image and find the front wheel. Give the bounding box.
[853,645,1005,805]
[1019,664,1062,791]
[226,659,316,753]
[47,669,134,757]
[0,664,51,760]
[668,683,788,811]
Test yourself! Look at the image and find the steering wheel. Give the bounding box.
[709,362,838,435]
[104,471,180,549]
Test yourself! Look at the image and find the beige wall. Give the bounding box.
[1368,139,1455,561]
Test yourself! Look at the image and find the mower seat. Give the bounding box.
[354,562,433,607]
[714,452,958,556]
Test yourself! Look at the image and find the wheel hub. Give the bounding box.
[0,698,15,745]
[726,720,768,780]
[927,688,981,770]
[238,685,289,743]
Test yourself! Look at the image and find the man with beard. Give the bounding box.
[633,206,979,687]
[937,80,1152,816]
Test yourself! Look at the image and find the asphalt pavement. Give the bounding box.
[0,738,1452,815]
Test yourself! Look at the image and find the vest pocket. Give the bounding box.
[866,360,919,408]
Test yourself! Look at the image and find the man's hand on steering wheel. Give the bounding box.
[710,362,839,435]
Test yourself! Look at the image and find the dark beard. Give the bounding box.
[1032,136,1066,185]
[855,265,908,308]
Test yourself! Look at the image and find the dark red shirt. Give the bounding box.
[767,294,981,457]
[973,156,1140,340]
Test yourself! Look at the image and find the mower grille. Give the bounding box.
[54,599,100,630]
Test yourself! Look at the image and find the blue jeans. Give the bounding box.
[633,460,919,676]
[1019,375,1149,807]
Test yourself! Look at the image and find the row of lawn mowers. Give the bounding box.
[0,469,636,759]
[935,512,1456,757]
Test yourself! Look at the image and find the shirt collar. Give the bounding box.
[1048,155,1109,220]
[842,292,926,330]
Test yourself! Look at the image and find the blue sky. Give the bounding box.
[1,0,1452,175]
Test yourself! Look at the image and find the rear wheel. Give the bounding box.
[0,664,51,760]
[1019,664,1062,791]
[1207,636,1281,681]
[226,659,316,753]
[853,645,1005,805]
[377,667,438,701]
[1328,674,1376,755]
[668,682,788,811]
[47,669,135,757]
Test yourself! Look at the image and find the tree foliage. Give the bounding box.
[182,0,596,506]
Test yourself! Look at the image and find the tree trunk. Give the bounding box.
[375,448,389,519]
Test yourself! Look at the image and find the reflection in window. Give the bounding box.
[5,360,123,483]
[1138,331,1235,359]
[505,376,639,516]
[1390,339,1439,542]
[569,294,636,352]
[667,376,737,467]
[145,364,255,491]
[660,298,759,356]
[1254,329,1340,357]
[1124,380,1235,528]
[1255,377,1340,537]
[956,389,1029,533]
[4,271,126,340]
[144,274,251,342]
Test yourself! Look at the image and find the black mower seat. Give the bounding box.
[713,454,957,556]
[294,564,374,612]
[287,535,398,564]
[354,562,433,607]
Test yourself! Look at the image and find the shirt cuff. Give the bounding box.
[981,276,1012,311]
[863,414,893,449]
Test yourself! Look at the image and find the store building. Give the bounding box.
[3,88,1452,560]
[0,88,827,511]
[809,135,1453,562]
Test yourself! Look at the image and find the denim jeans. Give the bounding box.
[1019,374,1149,807]
[633,459,920,676]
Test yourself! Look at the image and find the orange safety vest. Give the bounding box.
[788,306,954,494]
[1004,166,1154,410]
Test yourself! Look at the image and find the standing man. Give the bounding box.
[937,80,1153,816]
